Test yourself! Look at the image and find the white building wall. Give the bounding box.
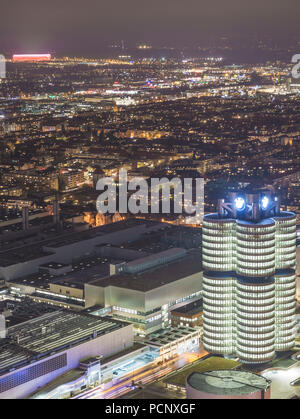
[85,283,106,308]
[145,272,203,312]
[0,254,56,282]
[85,272,202,313]
[6,282,36,295]
[106,287,146,312]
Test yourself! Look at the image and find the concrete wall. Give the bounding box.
[49,283,84,299]
[145,272,203,312]
[6,282,36,295]
[106,286,146,311]
[84,283,106,308]
[0,253,55,282]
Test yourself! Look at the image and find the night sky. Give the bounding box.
[0,0,299,55]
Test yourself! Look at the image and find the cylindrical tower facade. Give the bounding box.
[202,215,236,355]
[274,271,296,350]
[236,279,275,364]
[274,212,297,270]
[236,220,276,278]
[202,191,296,365]
[202,215,236,273]
[274,212,297,351]
[202,272,236,354]
[236,219,276,364]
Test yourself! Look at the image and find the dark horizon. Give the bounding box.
[0,0,299,56]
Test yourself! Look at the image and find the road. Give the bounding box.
[73,349,207,400]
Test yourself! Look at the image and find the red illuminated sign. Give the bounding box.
[12,54,52,62]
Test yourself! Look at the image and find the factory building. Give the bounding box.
[0,219,167,281]
[85,248,203,336]
[0,311,133,399]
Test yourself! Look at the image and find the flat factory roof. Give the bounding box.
[0,310,129,376]
[90,249,202,292]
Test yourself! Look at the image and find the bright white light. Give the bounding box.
[235,197,245,210]
[261,196,269,210]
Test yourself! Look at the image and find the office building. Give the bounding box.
[202,189,296,364]
[170,298,203,328]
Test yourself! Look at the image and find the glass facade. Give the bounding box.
[203,274,235,354]
[236,280,275,363]
[202,220,235,272]
[202,210,296,364]
[202,219,236,355]
[274,214,297,351]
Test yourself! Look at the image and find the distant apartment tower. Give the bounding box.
[22,206,29,231]
[202,189,296,364]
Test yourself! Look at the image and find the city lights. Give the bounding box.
[12,54,52,62]
[0,0,299,402]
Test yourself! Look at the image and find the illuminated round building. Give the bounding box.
[202,189,296,364]
[236,218,276,364]
[273,212,297,351]
[186,370,271,399]
[202,216,236,355]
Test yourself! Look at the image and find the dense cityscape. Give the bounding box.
[0,0,299,406]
